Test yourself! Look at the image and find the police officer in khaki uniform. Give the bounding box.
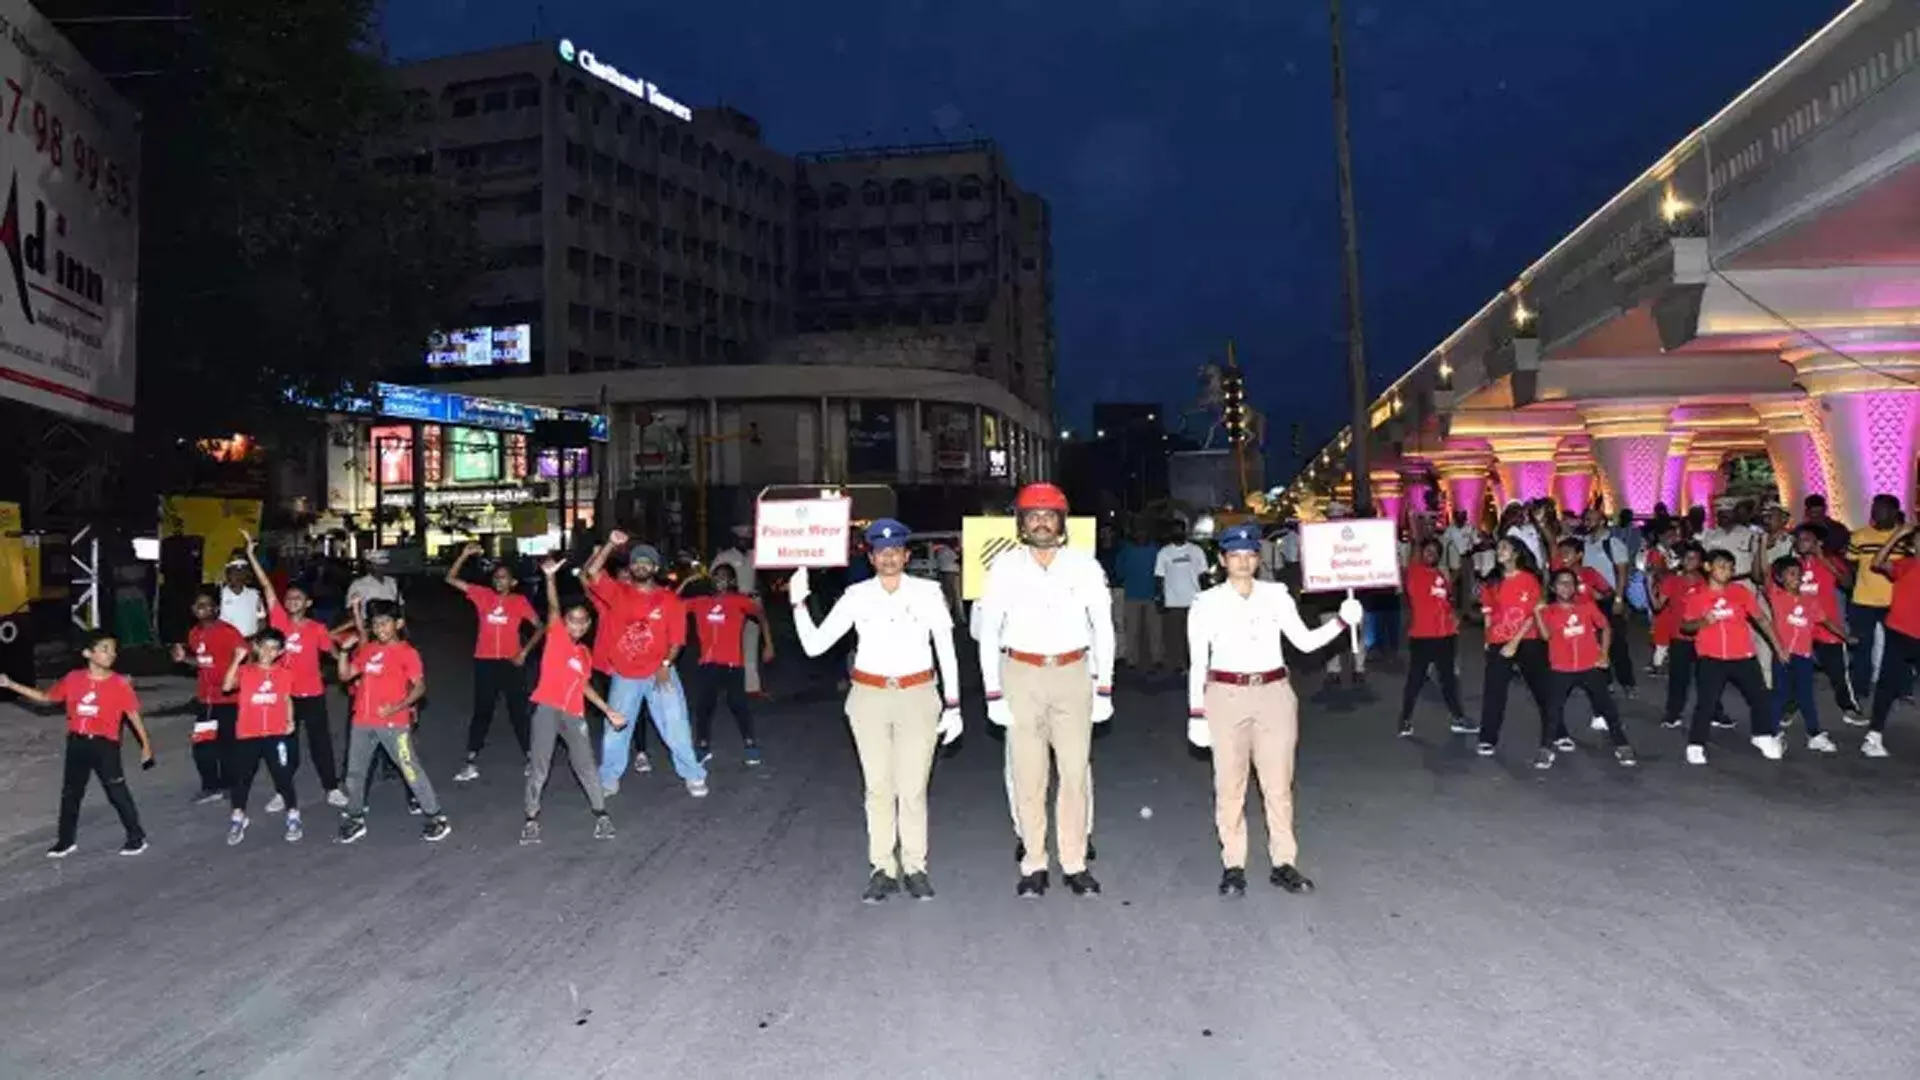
[789,519,963,903]
[1186,523,1362,896]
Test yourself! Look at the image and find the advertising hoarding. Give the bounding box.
[0,1,141,431]
[425,324,532,368]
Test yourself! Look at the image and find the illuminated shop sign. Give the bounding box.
[557,39,693,122]
[426,324,532,368]
[297,382,608,442]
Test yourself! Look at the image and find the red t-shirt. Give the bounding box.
[48,670,139,740]
[585,575,685,679]
[1769,584,1816,658]
[1799,556,1843,645]
[268,602,332,698]
[694,592,760,666]
[463,586,539,661]
[1404,565,1456,639]
[235,663,294,739]
[348,640,424,729]
[1482,572,1542,644]
[1540,600,1605,672]
[530,623,594,716]
[1575,566,1613,601]
[188,620,247,705]
[1683,584,1759,661]
[1885,559,1920,639]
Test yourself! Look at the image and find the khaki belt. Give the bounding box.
[851,668,935,690]
[1208,667,1288,687]
[1003,647,1087,668]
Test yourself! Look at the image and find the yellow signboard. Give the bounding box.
[160,497,264,584]
[0,501,25,615]
[961,515,1096,601]
[509,505,548,538]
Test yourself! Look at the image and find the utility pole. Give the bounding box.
[1329,0,1372,513]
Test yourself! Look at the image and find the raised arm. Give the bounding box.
[241,531,278,613]
[0,673,51,704]
[444,542,480,592]
[582,529,629,584]
[541,556,565,619]
[220,646,248,693]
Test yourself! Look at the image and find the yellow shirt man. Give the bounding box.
[1847,525,1909,608]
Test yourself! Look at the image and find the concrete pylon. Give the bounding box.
[1581,406,1670,518]
[1788,351,1920,525]
[1432,446,1493,526]
[1488,435,1559,505]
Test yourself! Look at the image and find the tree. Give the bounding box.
[57,0,483,450]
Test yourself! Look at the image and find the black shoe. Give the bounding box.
[118,838,147,856]
[1064,871,1101,897]
[1271,864,1315,894]
[1086,840,1097,862]
[407,796,424,816]
[1016,870,1049,898]
[1396,719,1414,738]
[903,872,935,901]
[1218,868,1247,896]
[1014,839,1025,862]
[337,815,368,844]
[861,871,900,904]
[422,816,452,843]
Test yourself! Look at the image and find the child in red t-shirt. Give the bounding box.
[1398,538,1469,737]
[689,563,775,765]
[334,599,450,843]
[1865,522,1920,757]
[1,631,153,857]
[242,533,344,807]
[522,556,624,844]
[1475,538,1554,754]
[1679,549,1785,765]
[1533,569,1636,770]
[219,627,303,845]
[173,589,247,802]
[1768,556,1852,755]
[1653,543,1720,731]
[445,543,544,784]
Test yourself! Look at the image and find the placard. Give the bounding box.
[961,515,1096,601]
[1298,518,1400,593]
[754,497,851,569]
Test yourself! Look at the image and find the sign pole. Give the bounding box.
[1346,587,1361,655]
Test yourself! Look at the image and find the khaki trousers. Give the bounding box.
[845,682,941,876]
[1203,679,1301,869]
[1004,657,1094,876]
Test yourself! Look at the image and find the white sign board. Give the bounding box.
[754,497,851,569]
[1298,518,1400,593]
[0,1,141,432]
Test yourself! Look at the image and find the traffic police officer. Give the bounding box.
[976,483,1115,899]
[1186,523,1362,896]
[789,519,963,903]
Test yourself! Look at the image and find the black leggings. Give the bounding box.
[1479,638,1552,746]
[192,703,238,791]
[1868,626,1920,733]
[1661,639,1726,726]
[229,735,299,813]
[1811,640,1860,715]
[1399,635,1465,723]
[292,695,339,790]
[692,664,756,746]
[57,735,144,847]
[1690,656,1773,745]
[468,658,532,757]
[1545,669,1628,747]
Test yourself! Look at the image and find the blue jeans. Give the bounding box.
[1846,603,1885,706]
[599,669,703,789]
[1771,655,1822,736]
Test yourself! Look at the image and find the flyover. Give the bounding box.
[1293,0,1920,527]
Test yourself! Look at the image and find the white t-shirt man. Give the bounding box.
[219,583,265,637]
[1154,541,1208,609]
[1441,523,1476,574]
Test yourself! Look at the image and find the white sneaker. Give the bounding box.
[1862,732,1890,758]
[453,763,480,783]
[1806,732,1838,754]
[325,788,348,808]
[265,794,286,814]
[1750,734,1784,761]
[686,778,709,798]
[1685,745,1708,766]
[1589,715,1609,732]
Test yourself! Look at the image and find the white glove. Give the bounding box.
[1338,597,1365,626]
[986,697,1013,727]
[1091,693,1114,724]
[787,566,811,606]
[1187,716,1211,748]
[936,706,963,746]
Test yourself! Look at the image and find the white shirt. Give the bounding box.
[795,575,959,700]
[712,547,757,595]
[1441,525,1475,572]
[1154,542,1208,608]
[1700,526,1761,577]
[1505,524,1544,567]
[219,585,265,637]
[346,573,400,610]
[975,545,1115,695]
[1186,579,1346,712]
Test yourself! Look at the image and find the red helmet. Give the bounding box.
[1013,483,1069,514]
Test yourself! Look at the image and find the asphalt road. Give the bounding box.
[1,614,1918,1079]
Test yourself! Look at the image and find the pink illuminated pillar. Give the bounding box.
[1498,460,1554,504]
[1441,469,1488,526]
[1582,408,1671,517]
[1684,464,1724,512]
[1661,454,1686,512]
[1556,471,1593,515]
[1818,390,1920,525]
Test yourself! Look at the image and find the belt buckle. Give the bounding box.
[1248,672,1265,687]
[1042,655,1057,668]
[885,676,901,689]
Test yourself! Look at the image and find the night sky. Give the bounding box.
[383,1,1842,472]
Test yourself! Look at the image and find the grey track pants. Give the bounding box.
[527,705,605,816]
[343,727,441,817]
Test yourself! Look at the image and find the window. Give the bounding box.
[593,309,613,333]
[566,247,587,274]
[860,268,887,288]
[616,163,636,187]
[892,266,921,286]
[702,240,718,264]
[740,254,755,275]
[926,178,952,202]
[797,187,820,211]
[860,227,885,250]
[566,195,584,218]
[961,222,987,242]
[682,235,698,256]
[482,91,508,113]
[568,349,589,373]
[565,142,585,171]
[1022,257,1037,271]
[963,304,988,323]
[567,303,588,330]
[661,180,678,201]
[827,270,851,291]
[661,227,678,251]
[618,316,636,342]
[894,308,920,328]
[824,184,849,209]
[617,211,635,232]
[513,86,540,109]
[664,326,682,350]
[591,254,611,280]
[957,175,984,200]
[617,262,636,294]
[927,223,953,244]
[593,152,615,180]
[959,262,984,282]
[891,225,919,246]
[930,264,956,284]
[890,179,917,205]
[591,203,611,225]
[643,320,660,345]
[451,97,477,118]
[826,229,851,253]
[861,182,885,207]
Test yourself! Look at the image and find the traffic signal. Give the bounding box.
[1221,365,1247,444]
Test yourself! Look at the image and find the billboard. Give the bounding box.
[426,324,532,368]
[297,381,609,442]
[0,1,141,431]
